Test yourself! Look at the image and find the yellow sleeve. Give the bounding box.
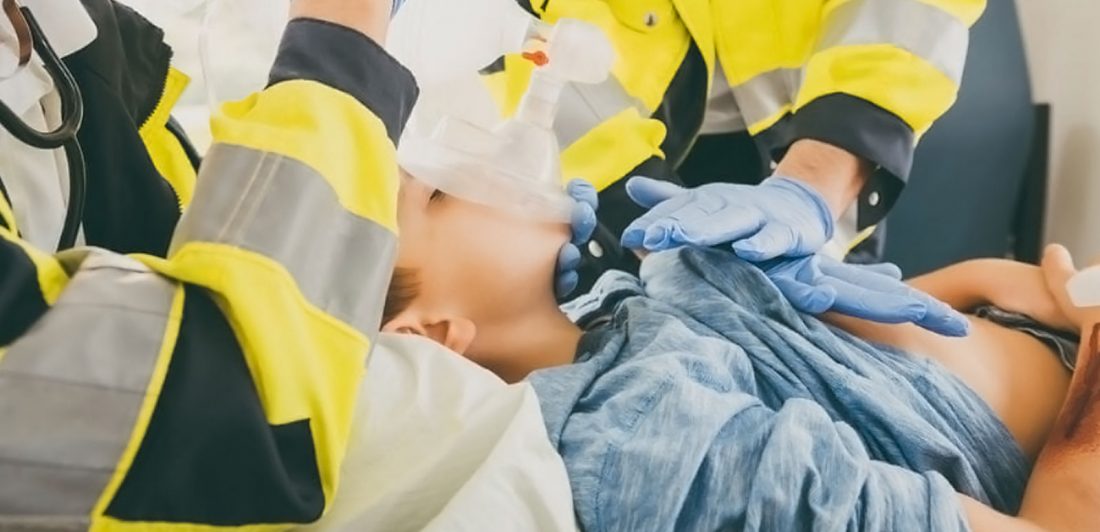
[0,18,417,531]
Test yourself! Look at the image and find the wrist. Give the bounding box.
[774,139,873,220]
[761,176,836,241]
[290,0,391,41]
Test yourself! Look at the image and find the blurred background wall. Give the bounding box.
[1017,0,1100,261]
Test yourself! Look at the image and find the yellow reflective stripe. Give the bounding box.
[137,242,369,512]
[0,225,68,305]
[846,224,879,253]
[728,68,802,135]
[92,520,287,532]
[93,521,286,532]
[212,80,399,233]
[172,144,396,335]
[819,0,970,84]
[89,284,183,532]
[914,0,985,25]
[0,191,17,233]
[561,108,666,192]
[796,44,958,134]
[140,68,196,208]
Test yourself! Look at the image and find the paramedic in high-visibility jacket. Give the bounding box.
[0,0,416,528]
[490,0,985,293]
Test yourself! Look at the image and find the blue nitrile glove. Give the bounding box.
[760,254,970,337]
[621,176,834,261]
[556,179,599,298]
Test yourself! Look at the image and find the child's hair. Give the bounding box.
[383,267,421,325]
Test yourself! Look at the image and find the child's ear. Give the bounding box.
[423,317,477,355]
[382,311,429,337]
[382,312,477,355]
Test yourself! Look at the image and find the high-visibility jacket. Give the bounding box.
[492,0,984,290]
[66,0,200,256]
[0,17,416,530]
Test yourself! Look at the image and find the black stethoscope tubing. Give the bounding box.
[0,2,85,250]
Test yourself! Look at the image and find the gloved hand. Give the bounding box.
[621,176,834,261]
[760,254,970,336]
[556,179,599,298]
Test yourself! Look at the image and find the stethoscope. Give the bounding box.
[0,0,85,250]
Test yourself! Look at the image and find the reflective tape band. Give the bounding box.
[554,76,650,150]
[818,0,970,84]
[730,68,802,134]
[0,251,176,520]
[172,144,397,336]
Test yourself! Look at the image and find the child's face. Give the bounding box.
[383,173,571,357]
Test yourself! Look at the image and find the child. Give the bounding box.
[382,174,1091,531]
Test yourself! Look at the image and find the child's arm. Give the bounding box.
[969,245,1100,531]
[907,259,1075,332]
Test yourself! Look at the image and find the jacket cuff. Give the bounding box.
[791,93,913,227]
[268,18,418,144]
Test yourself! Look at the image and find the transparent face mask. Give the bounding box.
[395,16,614,224]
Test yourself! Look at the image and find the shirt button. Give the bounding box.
[588,240,605,258]
[644,12,659,27]
[868,191,881,207]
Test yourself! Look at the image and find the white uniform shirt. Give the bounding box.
[0,0,95,249]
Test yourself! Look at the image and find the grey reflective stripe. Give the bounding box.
[729,68,802,131]
[818,0,969,83]
[0,516,90,531]
[554,76,650,149]
[0,251,176,519]
[172,144,396,336]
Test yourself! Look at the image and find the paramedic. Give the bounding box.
[502,0,985,308]
[0,0,417,528]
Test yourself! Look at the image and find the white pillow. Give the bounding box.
[303,334,577,531]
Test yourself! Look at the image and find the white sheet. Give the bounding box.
[303,334,576,531]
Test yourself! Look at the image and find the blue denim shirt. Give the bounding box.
[530,248,1028,531]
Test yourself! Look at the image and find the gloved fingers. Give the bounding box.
[642,220,678,250]
[621,194,695,249]
[557,243,582,272]
[912,299,971,337]
[625,176,686,209]
[569,193,598,245]
[731,223,803,262]
[638,200,738,250]
[554,243,583,298]
[555,270,580,299]
[566,179,599,211]
[819,276,928,323]
[771,273,838,314]
[820,259,904,281]
[667,207,766,248]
